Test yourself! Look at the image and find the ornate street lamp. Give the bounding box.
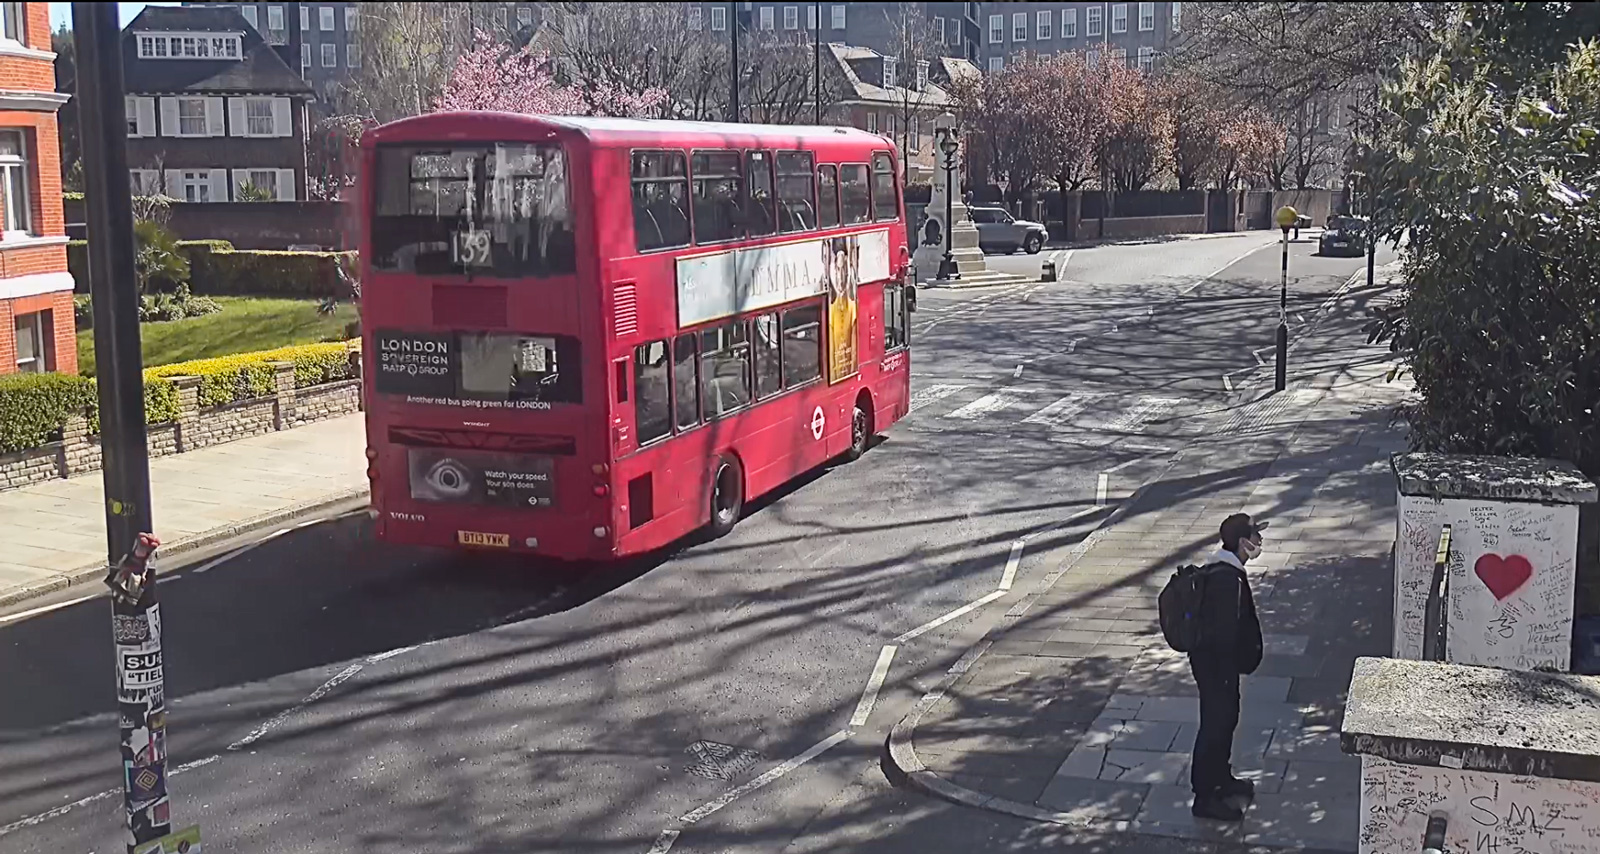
[934,126,960,281]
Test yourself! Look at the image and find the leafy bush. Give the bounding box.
[144,342,357,407]
[134,219,191,294]
[0,373,96,454]
[79,286,224,327]
[199,249,357,298]
[73,295,93,329]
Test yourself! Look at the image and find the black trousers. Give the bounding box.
[1189,652,1241,796]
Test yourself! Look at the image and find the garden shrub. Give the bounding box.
[0,373,96,454]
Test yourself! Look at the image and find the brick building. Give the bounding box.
[122,6,315,202]
[979,1,1182,72]
[0,2,73,376]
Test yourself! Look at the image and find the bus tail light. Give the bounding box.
[366,466,380,482]
[591,463,609,476]
[365,447,378,461]
[593,526,609,538]
[593,484,609,497]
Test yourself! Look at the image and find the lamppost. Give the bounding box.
[935,126,960,281]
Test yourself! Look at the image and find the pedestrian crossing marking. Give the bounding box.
[909,383,967,412]
[1104,396,1185,435]
[1020,392,1105,430]
[948,388,1031,420]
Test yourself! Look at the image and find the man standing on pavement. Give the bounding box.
[1189,513,1266,821]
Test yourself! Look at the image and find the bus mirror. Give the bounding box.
[906,285,918,313]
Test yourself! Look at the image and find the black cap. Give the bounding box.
[1220,513,1268,549]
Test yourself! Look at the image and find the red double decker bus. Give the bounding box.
[359,113,917,561]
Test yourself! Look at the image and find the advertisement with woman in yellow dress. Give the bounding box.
[826,235,860,384]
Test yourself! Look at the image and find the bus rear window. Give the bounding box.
[371,142,575,277]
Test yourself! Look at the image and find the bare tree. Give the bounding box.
[881,5,942,182]
[742,32,846,125]
[334,2,476,129]
[541,2,711,118]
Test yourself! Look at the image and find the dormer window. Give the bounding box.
[883,56,897,89]
[138,31,243,60]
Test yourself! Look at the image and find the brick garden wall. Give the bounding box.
[0,364,363,493]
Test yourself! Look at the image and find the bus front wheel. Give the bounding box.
[708,456,744,538]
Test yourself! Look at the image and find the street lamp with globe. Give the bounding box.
[934,125,961,281]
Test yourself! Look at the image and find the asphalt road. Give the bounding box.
[0,231,1394,854]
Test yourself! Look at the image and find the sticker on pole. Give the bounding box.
[132,824,201,854]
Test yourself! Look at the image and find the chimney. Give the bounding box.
[274,3,304,80]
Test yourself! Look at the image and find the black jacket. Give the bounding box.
[1193,562,1263,674]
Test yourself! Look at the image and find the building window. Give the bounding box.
[1037,9,1053,39]
[267,5,284,32]
[883,56,896,88]
[301,42,311,68]
[321,42,337,67]
[0,131,28,236]
[688,5,703,29]
[915,59,928,90]
[3,4,27,44]
[1139,2,1155,31]
[1011,12,1026,41]
[1138,46,1154,71]
[1086,6,1102,37]
[494,7,507,29]
[320,5,335,31]
[865,111,877,133]
[517,7,533,28]
[759,6,773,30]
[988,55,1003,72]
[1172,2,1182,31]
[182,170,212,203]
[13,312,47,373]
[908,115,920,152]
[784,5,798,29]
[711,5,726,31]
[243,168,279,200]
[176,97,207,136]
[347,43,360,68]
[347,6,360,30]
[1062,8,1077,38]
[807,5,817,29]
[831,4,845,29]
[299,5,309,30]
[987,14,1002,44]
[1111,4,1127,33]
[242,6,258,28]
[935,16,945,44]
[1111,47,1127,67]
[245,97,275,135]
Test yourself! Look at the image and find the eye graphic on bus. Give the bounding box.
[420,457,475,501]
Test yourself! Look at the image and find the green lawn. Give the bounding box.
[77,297,358,375]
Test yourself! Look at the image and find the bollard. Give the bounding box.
[1041,260,1056,282]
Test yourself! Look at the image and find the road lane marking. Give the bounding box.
[892,591,1007,644]
[1013,364,1024,378]
[849,645,898,727]
[0,593,97,625]
[679,729,852,824]
[1097,474,1109,506]
[1104,396,1185,436]
[947,388,1029,420]
[1021,392,1100,431]
[908,383,967,412]
[646,830,680,854]
[999,542,1025,591]
[229,661,366,751]
[0,755,219,838]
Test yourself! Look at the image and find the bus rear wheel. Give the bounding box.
[843,401,871,462]
[708,456,744,538]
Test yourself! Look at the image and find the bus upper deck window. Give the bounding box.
[776,151,816,233]
[631,150,690,252]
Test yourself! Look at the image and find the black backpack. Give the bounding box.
[1158,563,1227,652]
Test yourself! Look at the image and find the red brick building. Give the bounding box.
[0,3,72,375]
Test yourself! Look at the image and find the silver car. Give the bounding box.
[969,206,1048,254]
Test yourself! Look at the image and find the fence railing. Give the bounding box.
[1423,525,1453,662]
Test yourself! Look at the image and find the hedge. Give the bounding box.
[0,342,356,455]
[67,239,354,299]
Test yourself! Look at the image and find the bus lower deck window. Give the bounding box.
[633,342,671,444]
[673,333,701,429]
[781,304,823,386]
[700,322,752,416]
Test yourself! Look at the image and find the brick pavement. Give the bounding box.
[888,270,1414,851]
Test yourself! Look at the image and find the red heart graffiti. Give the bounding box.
[1474,553,1534,602]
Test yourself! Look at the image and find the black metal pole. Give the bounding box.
[74,7,169,849]
[1366,78,1378,290]
[814,3,822,124]
[938,137,958,280]
[1276,227,1289,391]
[729,2,740,122]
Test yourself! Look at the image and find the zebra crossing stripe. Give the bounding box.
[908,383,967,412]
[1104,396,1186,435]
[1020,391,1104,430]
[947,388,1031,420]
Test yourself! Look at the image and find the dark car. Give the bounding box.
[1319,216,1369,256]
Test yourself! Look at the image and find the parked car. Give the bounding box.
[968,206,1048,254]
[1319,216,1369,256]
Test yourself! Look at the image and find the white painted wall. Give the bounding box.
[1394,494,1579,671]
[1359,756,1600,854]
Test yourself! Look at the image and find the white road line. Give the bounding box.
[228,661,365,751]
[1223,374,1234,392]
[1096,474,1109,506]
[892,590,1006,644]
[1066,337,1081,354]
[679,729,852,824]
[646,830,680,854]
[1104,396,1185,435]
[1106,454,1151,474]
[908,383,967,412]
[1180,237,1280,295]
[999,542,1024,591]
[0,755,218,838]
[947,388,1028,420]
[1013,364,1024,378]
[0,593,97,625]
[849,645,898,727]
[1021,392,1099,431]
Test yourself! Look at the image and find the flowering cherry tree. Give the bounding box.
[434,30,666,117]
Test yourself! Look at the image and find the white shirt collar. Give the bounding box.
[1210,549,1245,570]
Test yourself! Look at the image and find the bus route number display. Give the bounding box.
[453,228,492,267]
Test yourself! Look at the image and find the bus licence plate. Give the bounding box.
[457,530,509,548]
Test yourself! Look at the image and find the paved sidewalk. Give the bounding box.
[888,269,1411,851]
[0,413,367,606]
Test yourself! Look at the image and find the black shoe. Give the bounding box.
[1222,776,1255,799]
[1192,795,1245,822]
